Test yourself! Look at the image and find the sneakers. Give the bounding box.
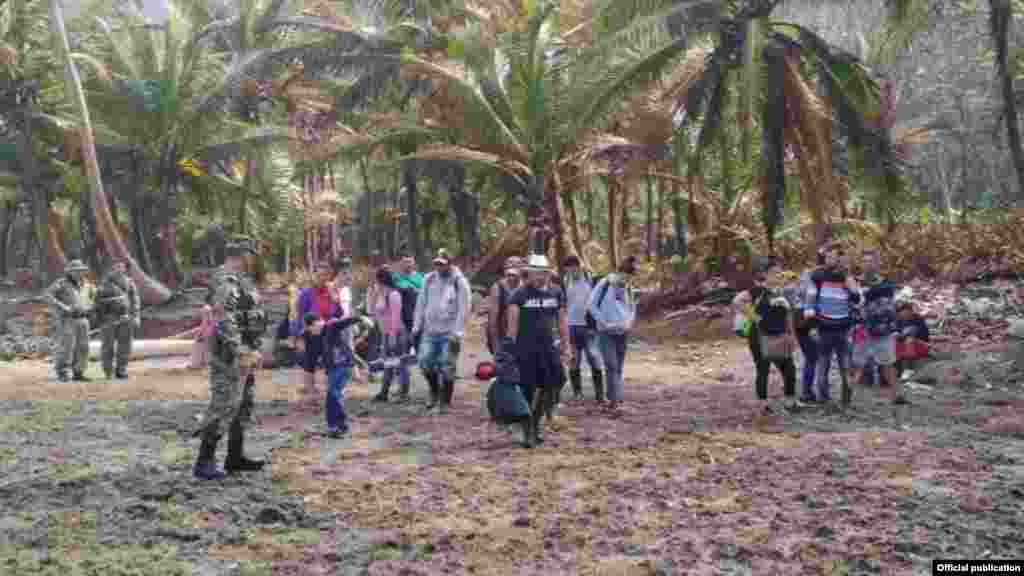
[192,462,226,481]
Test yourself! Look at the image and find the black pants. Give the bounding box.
[749,333,796,401]
[518,347,561,428]
[301,333,324,373]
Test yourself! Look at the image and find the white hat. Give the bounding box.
[524,254,550,271]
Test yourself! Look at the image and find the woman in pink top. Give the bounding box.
[370,267,410,402]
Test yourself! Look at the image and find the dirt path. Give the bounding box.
[1,330,1022,575]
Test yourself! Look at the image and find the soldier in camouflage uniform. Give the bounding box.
[96,257,140,379]
[44,259,93,382]
[193,237,268,481]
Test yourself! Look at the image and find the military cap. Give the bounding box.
[334,256,352,272]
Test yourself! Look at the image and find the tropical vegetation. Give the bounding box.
[0,0,1020,301]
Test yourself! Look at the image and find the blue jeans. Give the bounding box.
[597,332,628,402]
[417,333,460,380]
[569,325,603,371]
[326,364,352,432]
[796,328,818,400]
[382,332,411,396]
[815,327,850,402]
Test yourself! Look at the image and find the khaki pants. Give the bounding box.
[56,317,89,377]
[101,321,134,375]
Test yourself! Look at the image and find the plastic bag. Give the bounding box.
[734,312,752,337]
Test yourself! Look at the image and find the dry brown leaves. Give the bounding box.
[746,210,1024,283]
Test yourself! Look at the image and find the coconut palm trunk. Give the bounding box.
[48,0,172,304]
[991,0,1024,200]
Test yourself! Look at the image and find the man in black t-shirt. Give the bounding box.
[503,254,572,447]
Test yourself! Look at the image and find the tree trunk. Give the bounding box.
[304,173,313,270]
[992,0,1024,200]
[240,156,252,235]
[0,200,14,277]
[155,146,180,289]
[404,160,424,267]
[645,174,654,260]
[49,0,172,304]
[607,177,619,269]
[18,107,47,287]
[656,174,665,260]
[80,173,100,270]
[544,176,568,277]
[465,174,482,259]
[560,166,587,266]
[449,165,467,256]
[359,158,372,262]
[671,180,686,258]
[48,207,67,274]
[328,165,338,263]
[585,176,595,239]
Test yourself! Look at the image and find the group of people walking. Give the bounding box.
[733,241,931,413]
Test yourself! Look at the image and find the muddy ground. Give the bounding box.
[1,323,1023,576]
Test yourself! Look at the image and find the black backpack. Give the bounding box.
[398,286,418,331]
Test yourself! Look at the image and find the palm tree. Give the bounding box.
[612,0,909,252]
[0,0,67,284]
[71,0,294,290]
[288,0,700,271]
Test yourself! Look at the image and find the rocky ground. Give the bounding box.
[1,313,1023,575]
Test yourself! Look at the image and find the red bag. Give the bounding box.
[475,361,496,381]
[896,339,929,360]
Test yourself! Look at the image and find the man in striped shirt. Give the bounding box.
[803,242,860,407]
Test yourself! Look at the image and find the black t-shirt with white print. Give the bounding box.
[509,284,564,352]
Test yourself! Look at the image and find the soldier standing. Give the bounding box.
[96,257,140,379]
[44,259,93,382]
[193,237,267,481]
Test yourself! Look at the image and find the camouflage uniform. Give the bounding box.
[96,268,139,378]
[44,260,92,381]
[194,237,267,480]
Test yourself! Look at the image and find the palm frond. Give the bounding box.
[192,125,293,162]
[69,52,114,88]
[393,144,532,190]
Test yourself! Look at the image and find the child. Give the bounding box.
[315,306,373,438]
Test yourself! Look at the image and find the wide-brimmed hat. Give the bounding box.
[524,253,551,272]
[65,259,89,273]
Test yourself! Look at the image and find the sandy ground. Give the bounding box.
[1,327,1023,575]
